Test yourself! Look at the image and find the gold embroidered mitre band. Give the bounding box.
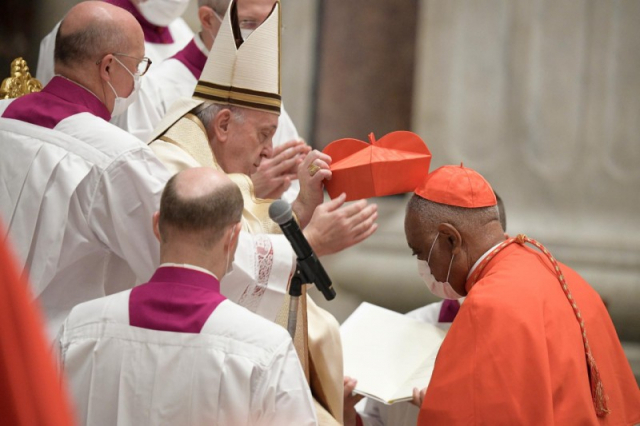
[193,0,281,115]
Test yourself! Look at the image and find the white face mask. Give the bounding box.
[137,0,190,27]
[224,226,236,277]
[240,28,254,41]
[206,11,223,45]
[417,234,462,300]
[107,57,141,117]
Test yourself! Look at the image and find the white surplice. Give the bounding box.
[58,289,318,426]
[0,95,294,340]
[35,18,193,86]
[142,17,193,65]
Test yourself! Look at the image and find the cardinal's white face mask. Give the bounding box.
[137,0,190,27]
[107,57,140,117]
[417,234,462,300]
[224,226,236,277]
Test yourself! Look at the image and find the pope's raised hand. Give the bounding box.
[303,193,378,257]
[292,150,332,227]
[251,140,309,200]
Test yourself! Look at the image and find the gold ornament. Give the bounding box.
[0,57,43,99]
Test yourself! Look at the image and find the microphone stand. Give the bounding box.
[287,264,308,339]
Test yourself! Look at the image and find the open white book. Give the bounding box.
[340,302,447,405]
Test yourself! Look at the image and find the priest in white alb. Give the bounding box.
[58,167,318,426]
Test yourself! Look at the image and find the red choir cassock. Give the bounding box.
[0,223,75,425]
[414,165,640,425]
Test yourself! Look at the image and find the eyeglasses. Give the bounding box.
[239,21,256,30]
[96,53,153,76]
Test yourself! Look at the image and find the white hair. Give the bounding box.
[193,101,246,128]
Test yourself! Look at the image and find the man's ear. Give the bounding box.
[198,6,217,32]
[212,109,232,143]
[231,222,241,246]
[437,223,462,255]
[97,54,114,82]
[152,211,161,243]
[224,222,241,251]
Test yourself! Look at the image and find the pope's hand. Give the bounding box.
[292,150,332,228]
[343,376,364,426]
[251,140,310,200]
[411,387,427,407]
[303,193,378,257]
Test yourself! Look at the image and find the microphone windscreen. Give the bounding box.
[268,200,293,225]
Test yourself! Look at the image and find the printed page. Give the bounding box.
[341,302,446,404]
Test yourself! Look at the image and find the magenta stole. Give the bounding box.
[2,77,111,127]
[438,299,461,323]
[171,38,207,79]
[129,266,226,333]
[104,0,175,44]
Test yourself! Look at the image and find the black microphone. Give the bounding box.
[269,200,336,301]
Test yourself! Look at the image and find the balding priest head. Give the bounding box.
[54,1,151,118]
[153,167,243,278]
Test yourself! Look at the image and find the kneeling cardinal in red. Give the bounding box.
[405,164,640,425]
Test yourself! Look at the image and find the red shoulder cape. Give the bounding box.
[418,244,640,425]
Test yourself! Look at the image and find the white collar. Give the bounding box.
[466,242,503,279]
[159,262,218,280]
[194,33,209,56]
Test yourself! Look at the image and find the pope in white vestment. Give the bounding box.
[0,75,296,340]
[58,264,318,426]
[36,0,193,86]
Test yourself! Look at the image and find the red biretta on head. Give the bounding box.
[414,163,496,208]
[322,131,431,201]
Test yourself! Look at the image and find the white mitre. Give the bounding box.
[149,0,281,143]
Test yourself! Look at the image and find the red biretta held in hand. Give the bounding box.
[322,131,431,201]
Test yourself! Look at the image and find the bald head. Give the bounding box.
[55,1,143,70]
[159,168,243,248]
[173,167,236,200]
